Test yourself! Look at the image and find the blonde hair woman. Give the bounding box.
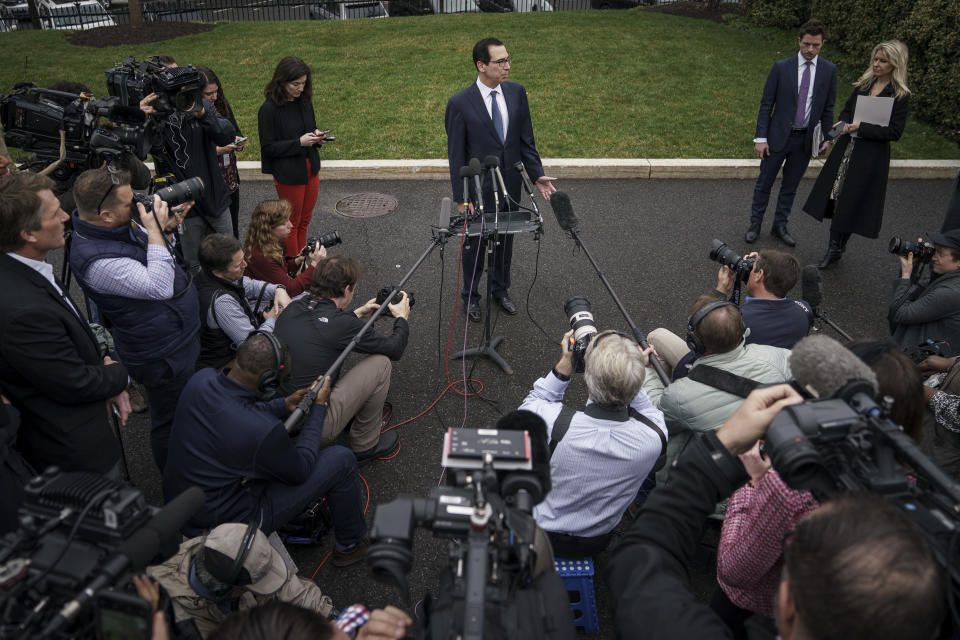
[243,199,325,296]
[803,40,911,268]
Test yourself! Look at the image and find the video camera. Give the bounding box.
[368,426,547,640]
[764,342,960,635]
[0,469,202,639]
[564,296,596,374]
[0,83,149,184]
[105,57,204,118]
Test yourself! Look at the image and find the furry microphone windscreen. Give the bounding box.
[495,410,551,498]
[790,335,879,399]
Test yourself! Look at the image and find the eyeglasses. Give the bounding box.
[488,56,512,67]
[96,166,122,214]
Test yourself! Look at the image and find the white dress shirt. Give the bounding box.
[520,371,667,537]
[475,77,509,139]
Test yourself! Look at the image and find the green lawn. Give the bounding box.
[2,10,958,160]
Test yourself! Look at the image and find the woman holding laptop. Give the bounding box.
[804,39,911,268]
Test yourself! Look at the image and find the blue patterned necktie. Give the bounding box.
[795,61,811,126]
[490,90,505,143]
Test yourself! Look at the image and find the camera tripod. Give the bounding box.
[451,210,542,375]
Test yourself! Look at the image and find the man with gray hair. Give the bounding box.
[519,329,667,558]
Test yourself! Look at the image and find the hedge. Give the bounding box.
[741,0,960,144]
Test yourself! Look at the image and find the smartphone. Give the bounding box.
[96,590,152,640]
[323,135,336,142]
[235,136,249,144]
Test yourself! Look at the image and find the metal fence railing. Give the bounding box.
[1,0,736,30]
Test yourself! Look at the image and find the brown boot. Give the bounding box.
[817,240,843,269]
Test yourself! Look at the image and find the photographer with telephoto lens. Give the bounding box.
[889,228,960,358]
[69,166,200,473]
[518,324,667,558]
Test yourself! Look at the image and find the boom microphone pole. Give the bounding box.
[285,199,452,433]
[550,192,671,387]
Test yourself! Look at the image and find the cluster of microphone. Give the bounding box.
[458,156,509,215]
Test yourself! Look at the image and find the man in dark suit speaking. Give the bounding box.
[0,172,130,476]
[746,19,836,248]
[446,37,556,323]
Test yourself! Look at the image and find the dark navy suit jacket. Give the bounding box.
[445,80,545,206]
[755,54,837,154]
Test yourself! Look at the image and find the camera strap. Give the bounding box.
[687,364,760,398]
[549,405,667,462]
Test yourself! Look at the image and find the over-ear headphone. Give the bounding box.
[229,520,259,586]
[685,300,737,356]
[251,330,286,397]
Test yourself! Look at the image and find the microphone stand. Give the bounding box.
[813,308,853,342]
[453,175,513,375]
[514,162,543,226]
[285,227,448,433]
[563,227,671,387]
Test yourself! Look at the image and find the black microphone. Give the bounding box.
[514,161,536,199]
[469,157,484,214]
[483,155,500,212]
[41,487,205,636]
[790,335,878,400]
[459,164,472,208]
[549,191,579,232]
[437,197,451,237]
[801,264,823,312]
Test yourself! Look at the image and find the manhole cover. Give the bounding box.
[334,193,398,218]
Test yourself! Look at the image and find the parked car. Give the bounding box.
[37,0,116,28]
[142,0,203,21]
[424,0,478,12]
[590,0,653,8]
[478,0,550,10]
[387,0,431,16]
[309,0,388,19]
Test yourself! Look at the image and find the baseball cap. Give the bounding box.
[202,523,288,596]
[926,229,960,252]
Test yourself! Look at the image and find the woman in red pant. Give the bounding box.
[258,56,330,257]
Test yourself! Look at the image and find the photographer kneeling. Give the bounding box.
[607,385,945,640]
[519,329,667,558]
[196,233,291,370]
[889,229,960,357]
[274,256,408,463]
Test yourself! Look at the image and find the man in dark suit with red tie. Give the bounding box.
[0,172,130,476]
[747,19,836,248]
[446,37,556,323]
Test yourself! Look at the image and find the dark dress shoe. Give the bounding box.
[354,430,400,464]
[817,240,843,269]
[497,295,518,315]
[466,301,481,322]
[772,225,797,247]
[744,223,761,244]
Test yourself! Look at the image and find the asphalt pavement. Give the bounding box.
[58,173,957,638]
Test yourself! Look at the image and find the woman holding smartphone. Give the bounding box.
[803,40,911,269]
[258,56,329,257]
[198,66,244,238]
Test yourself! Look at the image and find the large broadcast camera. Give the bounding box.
[105,56,204,117]
[765,336,960,634]
[0,83,149,183]
[368,426,551,640]
[0,469,203,639]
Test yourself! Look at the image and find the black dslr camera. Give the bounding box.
[105,57,204,117]
[0,83,149,184]
[299,230,342,256]
[889,236,935,263]
[564,296,596,373]
[376,286,415,317]
[132,175,204,218]
[368,426,547,640]
[710,239,757,281]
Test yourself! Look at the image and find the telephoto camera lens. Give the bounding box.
[709,239,756,281]
[564,296,596,344]
[133,177,204,214]
[888,236,935,261]
[301,230,342,256]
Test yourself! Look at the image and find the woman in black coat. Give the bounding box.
[803,40,911,268]
[258,56,330,258]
